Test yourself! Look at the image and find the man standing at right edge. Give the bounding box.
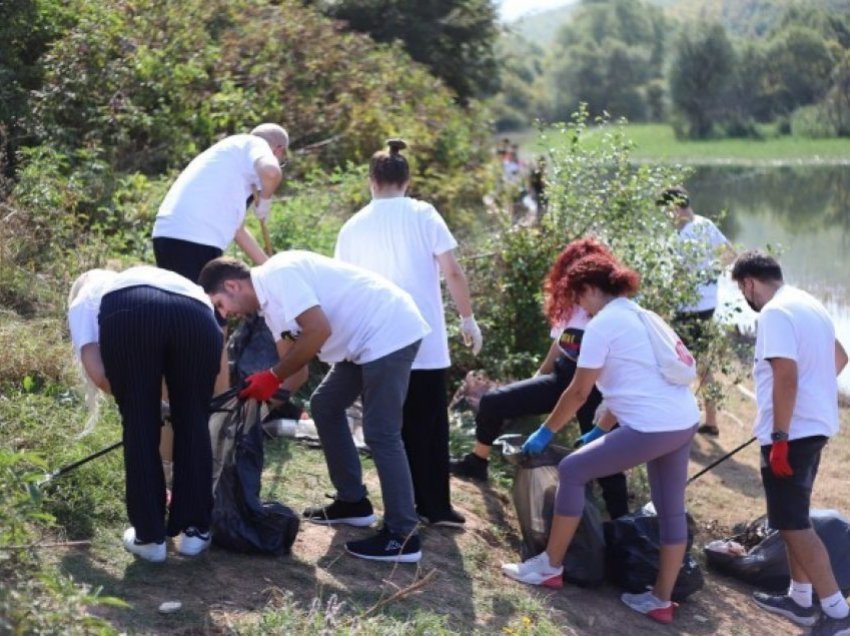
[731,250,849,634]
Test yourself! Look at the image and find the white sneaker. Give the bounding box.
[501,551,563,588]
[122,527,166,563]
[621,590,676,624]
[177,526,211,556]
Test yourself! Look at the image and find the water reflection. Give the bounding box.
[686,166,850,395]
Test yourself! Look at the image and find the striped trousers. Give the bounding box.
[99,286,222,543]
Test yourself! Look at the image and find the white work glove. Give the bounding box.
[460,314,483,355]
[254,196,273,221]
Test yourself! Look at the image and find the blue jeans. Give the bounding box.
[310,342,421,535]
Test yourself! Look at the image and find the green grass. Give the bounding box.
[516,123,850,166]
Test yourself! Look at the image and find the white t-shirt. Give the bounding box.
[677,215,729,313]
[68,266,214,353]
[549,308,591,362]
[251,250,431,365]
[752,285,839,445]
[334,197,458,369]
[153,134,275,250]
[577,297,700,432]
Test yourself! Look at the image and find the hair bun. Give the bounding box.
[386,138,407,155]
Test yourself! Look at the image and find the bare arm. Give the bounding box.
[542,366,602,433]
[537,339,562,376]
[836,339,849,376]
[768,357,797,436]
[270,306,331,381]
[254,156,282,199]
[234,226,269,265]
[275,338,309,394]
[436,249,474,318]
[80,343,111,394]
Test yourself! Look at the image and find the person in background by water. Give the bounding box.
[528,156,547,219]
[731,251,850,635]
[657,186,735,437]
[67,266,223,562]
[335,139,482,528]
[450,237,629,521]
[501,247,699,626]
[199,251,430,563]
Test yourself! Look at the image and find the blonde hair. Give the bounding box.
[68,269,113,438]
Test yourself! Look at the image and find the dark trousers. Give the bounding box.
[402,369,452,519]
[153,237,227,326]
[153,236,223,283]
[99,286,222,543]
[476,356,630,519]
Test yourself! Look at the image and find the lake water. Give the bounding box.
[686,165,850,394]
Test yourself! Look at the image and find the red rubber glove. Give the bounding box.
[238,369,282,402]
[769,440,793,477]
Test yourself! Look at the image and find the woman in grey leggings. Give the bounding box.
[501,246,699,626]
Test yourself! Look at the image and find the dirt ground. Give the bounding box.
[57,385,850,635]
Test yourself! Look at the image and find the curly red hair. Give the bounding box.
[544,237,614,326]
[564,253,641,301]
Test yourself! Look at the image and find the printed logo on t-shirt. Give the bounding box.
[557,327,584,361]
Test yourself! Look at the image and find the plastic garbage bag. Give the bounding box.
[604,504,704,601]
[208,392,299,555]
[704,509,850,592]
[498,434,606,587]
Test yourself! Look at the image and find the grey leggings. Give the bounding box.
[556,423,697,544]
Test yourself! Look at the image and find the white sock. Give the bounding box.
[788,580,812,608]
[820,591,850,620]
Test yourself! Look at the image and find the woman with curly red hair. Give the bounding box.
[502,248,699,626]
[450,237,629,520]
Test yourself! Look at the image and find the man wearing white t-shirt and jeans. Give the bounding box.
[199,251,431,563]
[731,251,849,634]
[658,186,734,436]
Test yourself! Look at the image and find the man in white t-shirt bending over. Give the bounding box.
[658,186,734,436]
[731,250,849,634]
[153,123,288,282]
[199,251,431,564]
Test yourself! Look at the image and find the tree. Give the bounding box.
[545,0,667,123]
[319,0,500,104]
[764,26,835,115]
[668,23,735,138]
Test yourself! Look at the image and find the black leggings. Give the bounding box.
[476,356,629,518]
[401,369,451,519]
[99,286,222,542]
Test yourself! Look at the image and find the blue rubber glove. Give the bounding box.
[522,425,554,455]
[574,425,605,448]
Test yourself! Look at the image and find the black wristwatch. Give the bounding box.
[770,430,789,442]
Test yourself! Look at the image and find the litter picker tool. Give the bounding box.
[686,436,757,485]
[39,389,242,488]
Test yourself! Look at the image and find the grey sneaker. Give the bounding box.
[811,612,850,636]
[752,592,819,627]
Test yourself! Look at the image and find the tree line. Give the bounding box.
[494,0,850,138]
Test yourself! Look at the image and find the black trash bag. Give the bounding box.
[604,505,704,601]
[497,434,606,587]
[704,509,850,592]
[228,314,290,403]
[209,394,299,555]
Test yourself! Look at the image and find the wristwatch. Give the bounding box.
[770,430,789,442]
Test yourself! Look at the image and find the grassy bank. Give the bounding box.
[4,311,850,634]
[513,124,850,166]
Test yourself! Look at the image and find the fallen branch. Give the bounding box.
[360,568,439,618]
[0,540,92,550]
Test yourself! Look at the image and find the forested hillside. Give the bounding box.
[492,0,850,138]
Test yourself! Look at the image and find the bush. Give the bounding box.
[790,104,839,138]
